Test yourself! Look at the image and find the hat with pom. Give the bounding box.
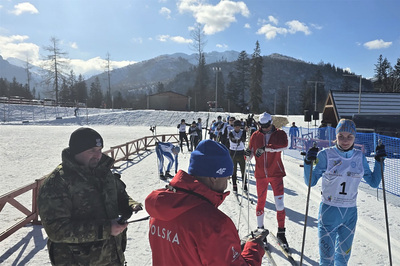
[336,119,356,136]
[188,139,233,178]
[69,127,103,156]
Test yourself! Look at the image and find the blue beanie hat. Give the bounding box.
[336,119,356,136]
[188,139,233,178]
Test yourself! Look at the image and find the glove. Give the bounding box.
[375,144,387,161]
[255,147,265,157]
[244,148,252,157]
[131,203,143,214]
[305,146,318,164]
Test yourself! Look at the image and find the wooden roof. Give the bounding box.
[322,91,400,128]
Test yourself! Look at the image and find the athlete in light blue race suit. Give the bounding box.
[156,142,179,175]
[303,119,383,265]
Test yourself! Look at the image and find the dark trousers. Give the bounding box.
[229,150,246,186]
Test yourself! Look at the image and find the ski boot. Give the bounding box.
[277,227,289,251]
[159,173,167,180]
[165,171,173,178]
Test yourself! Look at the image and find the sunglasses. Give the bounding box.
[260,122,271,128]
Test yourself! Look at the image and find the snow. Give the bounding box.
[1,106,399,265]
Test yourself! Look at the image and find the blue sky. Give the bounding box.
[0,0,399,79]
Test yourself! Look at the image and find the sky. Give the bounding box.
[0,0,399,79]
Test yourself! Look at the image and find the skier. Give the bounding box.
[188,121,200,151]
[212,115,223,141]
[229,119,247,193]
[288,122,300,149]
[145,140,266,265]
[155,142,180,180]
[177,119,190,152]
[219,116,235,147]
[245,112,289,249]
[197,118,203,141]
[246,114,258,136]
[303,119,386,265]
[209,119,216,140]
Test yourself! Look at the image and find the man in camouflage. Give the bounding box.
[38,127,142,265]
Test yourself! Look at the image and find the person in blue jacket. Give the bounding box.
[156,142,180,180]
[303,119,386,265]
[288,122,299,149]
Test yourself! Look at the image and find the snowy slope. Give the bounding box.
[0,107,398,265]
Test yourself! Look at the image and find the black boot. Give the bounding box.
[165,171,173,178]
[160,173,167,180]
[277,227,289,251]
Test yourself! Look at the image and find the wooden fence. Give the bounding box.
[0,134,179,242]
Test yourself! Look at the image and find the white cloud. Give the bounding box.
[69,57,136,76]
[157,35,170,42]
[177,0,250,35]
[363,39,392,50]
[70,42,78,49]
[244,23,250,29]
[286,20,311,35]
[170,36,193,44]
[0,34,40,62]
[310,23,322,30]
[257,18,311,40]
[268,15,278,25]
[156,34,192,44]
[131,37,143,44]
[216,43,228,49]
[159,7,171,19]
[10,2,39,16]
[256,24,287,40]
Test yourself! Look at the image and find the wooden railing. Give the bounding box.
[0,134,179,242]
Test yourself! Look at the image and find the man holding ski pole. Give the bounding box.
[303,119,386,265]
[145,140,266,265]
[245,112,289,249]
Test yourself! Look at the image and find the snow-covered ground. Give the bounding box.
[1,106,399,265]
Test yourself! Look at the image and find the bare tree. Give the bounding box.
[24,56,32,91]
[189,23,207,65]
[41,37,69,103]
[104,52,112,108]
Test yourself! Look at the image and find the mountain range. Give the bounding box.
[0,51,372,114]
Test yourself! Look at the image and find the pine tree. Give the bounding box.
[250,41,263,113]
[235,51,250,112]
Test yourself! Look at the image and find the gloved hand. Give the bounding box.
[131,203,143,214]
[375,143,387,161]
[255,147,265,157]
[244,148,252,157]
[305,146,319,164]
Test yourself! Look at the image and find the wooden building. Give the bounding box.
[147,91,189,111]
[322,90,400,136]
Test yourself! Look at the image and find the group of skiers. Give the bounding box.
[36,114,387,266]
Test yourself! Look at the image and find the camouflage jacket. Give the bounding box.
[38,148,139,265]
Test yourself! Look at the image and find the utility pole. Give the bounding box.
[307,81,325,111]
[287,86,295,116]
[343,74,362,113]
[212,67,221,111]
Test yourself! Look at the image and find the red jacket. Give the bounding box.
[249,127,288,179]
[145,170,264,266]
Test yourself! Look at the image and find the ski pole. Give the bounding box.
[127,215,150,223]
[300,142,317,266]
[378,139,392,266]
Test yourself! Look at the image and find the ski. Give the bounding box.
[263,242,278,266]
[268,232,297,266]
